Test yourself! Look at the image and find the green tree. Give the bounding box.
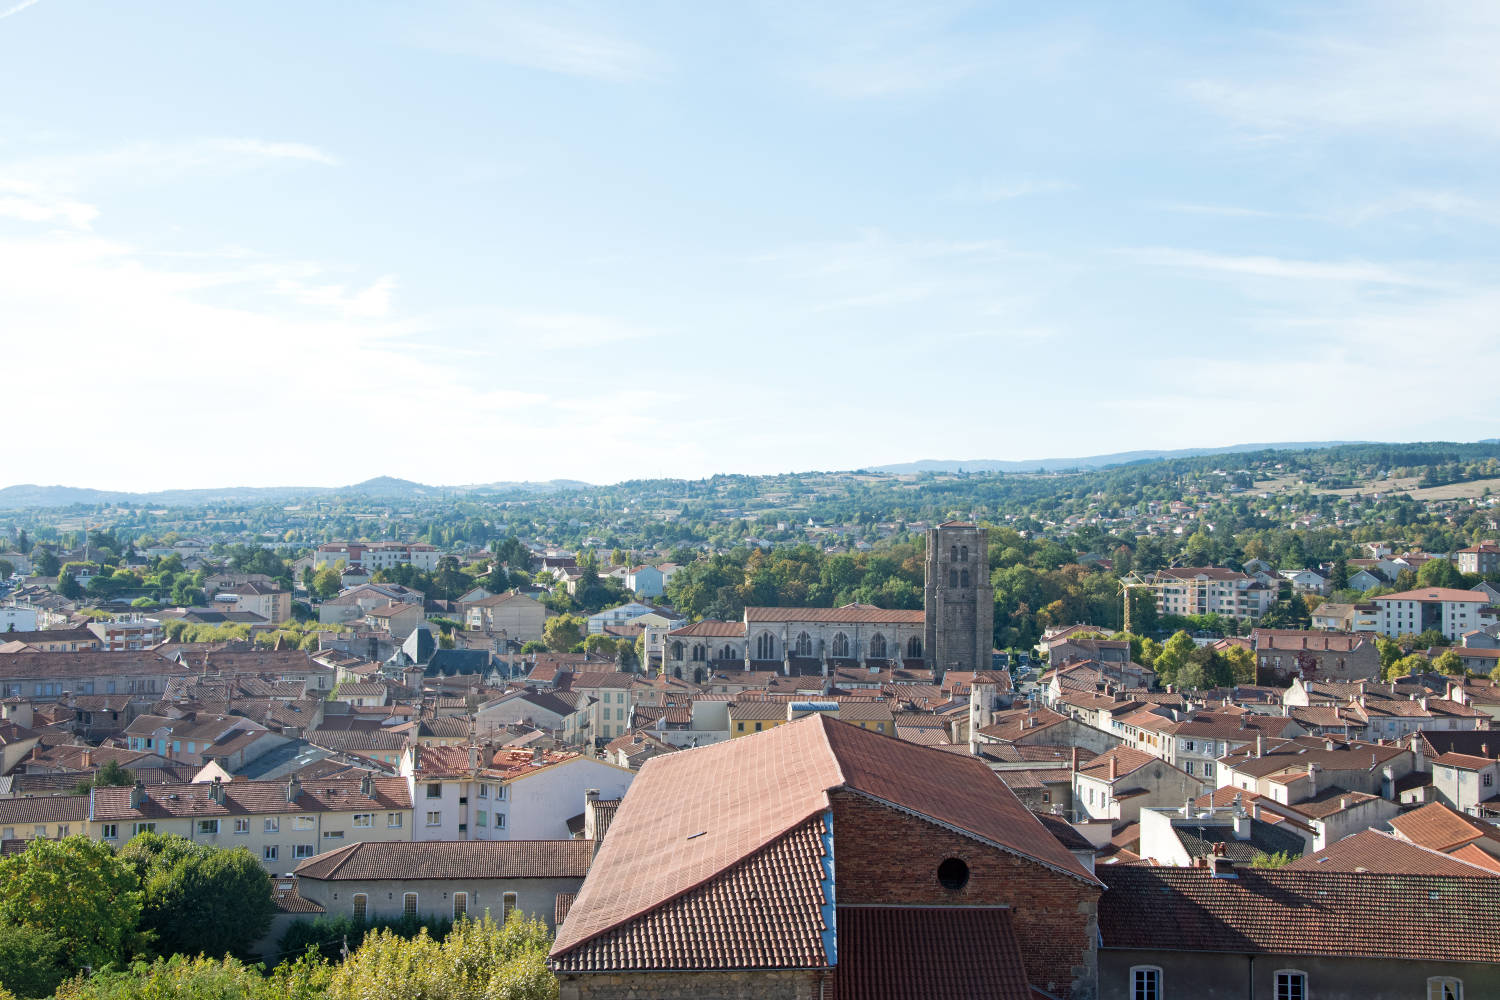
[1251,850,1294,869]
[0,836,142,972]
[72,758,134,795]
[1431,648,1465,677]
[311,567,342,600]
[1376,637,1403,672]
[52,952,330,1000]
[33,549,60,577]
[1153,631,1197,687]
[520,640,547,654]
[1222,645,1257,685]
[1385,652,1430,682]
[1417,558,1464,590]
[1329,558,1349,591]
[57,571,83,600]
[0,923,70,999]
[118,833,274,960]
[543,614,584,653]
[325,913,556,1000]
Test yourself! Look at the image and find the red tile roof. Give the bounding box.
[550,815,833,972]
[1374,587,1491,603]
[744,604,924,625]
[1285,829,1498,877]
[1390,802,1500,853]
[1099,866,1500,962]
[294,839,593,881]
[832,906,1031,1000]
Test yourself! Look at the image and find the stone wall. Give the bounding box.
[830,789,1099,999]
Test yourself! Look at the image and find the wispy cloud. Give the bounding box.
[1128,248,1444,289]
[0,0,43,21]
[769,2,1085,99]
[416,3,659,82]
[953,178,1073,203]
[1187,4,1500,138]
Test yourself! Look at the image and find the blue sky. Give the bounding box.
[2,1,1496,490]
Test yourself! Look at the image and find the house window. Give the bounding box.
[426,811,442,826]
[503,892,518,920]
[1184,761,1195,776]
[476,811,487,827]
[949,570,959,587]
[294,815,315,830]
[1130,966,1161,1000]
[263,845,278,862]
[453,891,468,919]
[352,893,368,921]
[427,783,442,799]
[234,818,250,834]
[322,830,344,841]
[132,822,155,835]
[960,570,970,587]
[388,812,403,828]
[495,813,505,829]
[1428,977,1463,1000]
[294,844,315,859]
[198,819,220,835]
[1276,971,1307,1000]
[478,784,489,799]
[101,824,118,840]
[353,813,373,828]
[1486,774,1494,788]
[264,818,280,833]
[403,892,418,918]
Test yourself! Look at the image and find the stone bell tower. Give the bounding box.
[923,521,994,677]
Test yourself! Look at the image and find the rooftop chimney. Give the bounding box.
[1232,809,1252,840]
[1256,734,1265,758]
[129,780,145,809]
[1108,754,1118,782]
[209,776,224,804]
[360,773,373,797]
[1070,747,1079,774]
[287,776,301,803]
[1308,762,1320,796]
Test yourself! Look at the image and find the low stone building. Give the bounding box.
[293,839,592,930]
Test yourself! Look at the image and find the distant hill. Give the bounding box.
[873,441,1367,475]
[0,475,596,510]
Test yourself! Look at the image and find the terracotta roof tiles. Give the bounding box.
[1099,866,1500,962]
[294,839,593,881]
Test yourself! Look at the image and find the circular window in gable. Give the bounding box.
[937,857,969,891]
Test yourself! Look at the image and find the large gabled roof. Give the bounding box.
[549,715,1094,971]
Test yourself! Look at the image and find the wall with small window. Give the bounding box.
[295,874,586,933]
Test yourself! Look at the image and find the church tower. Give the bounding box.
[923,522,995,677]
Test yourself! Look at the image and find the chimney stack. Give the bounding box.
[1256,734,1264,758]
[287,775,301,803]
[1109,754,1118,782]
[129,780,145,809]
[1070,747,1079,774]
[210,775,224,804]
[360,773,373,797]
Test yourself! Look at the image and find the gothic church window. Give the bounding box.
[870,633,887,658]
[832,633,850,658]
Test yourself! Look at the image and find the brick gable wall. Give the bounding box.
[829,790,1099,999]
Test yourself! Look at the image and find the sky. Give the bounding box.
[2,1,1498,491]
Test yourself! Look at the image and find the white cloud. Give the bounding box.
[416,2,659,81]
[1128,248,1445,289]
[1187,3,1500,138]
[953,178,1073,203]
[0,0,43,20]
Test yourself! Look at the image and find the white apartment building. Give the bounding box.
[1370,588,1493,641]
[314,542,440,573]
[1125,568,1275,621]
[401,743,633,841]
